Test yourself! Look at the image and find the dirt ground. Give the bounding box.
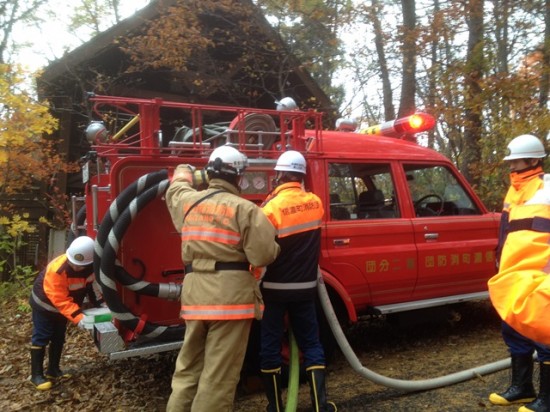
[0,298,536,411]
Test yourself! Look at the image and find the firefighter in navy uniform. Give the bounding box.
[259,150,336,412]
[29,235,102,390]
[165,145,280,412]
[488,134,550,412]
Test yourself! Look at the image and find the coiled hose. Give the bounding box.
[94,170,185,341]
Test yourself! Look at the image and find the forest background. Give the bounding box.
[1,0,550,286]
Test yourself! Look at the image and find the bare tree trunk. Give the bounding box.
[539,0,550,109]
[493,0,510,74]
[461,0,484,184]
[426,0,441,150]
[370,0,395,120]
[398,0,417,118]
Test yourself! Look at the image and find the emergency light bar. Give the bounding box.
[359,112,435,138]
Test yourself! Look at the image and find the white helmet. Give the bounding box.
[85,122,108,144]
[503,134,546,160]
[275,150,306,174]
[66,236,95,266]
[275,97,298,111]
[206,145,248,176]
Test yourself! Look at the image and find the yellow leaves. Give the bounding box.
[0,214,36,238]
[0,64,59,196]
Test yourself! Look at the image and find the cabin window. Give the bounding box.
[328,162,399,220]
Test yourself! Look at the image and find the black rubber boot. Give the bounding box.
[261,367,284,412]
[46,341,71,379]
[519,361,550,412]
[30,346,52,390]
[489,354,536,405]
[306,366,337,412]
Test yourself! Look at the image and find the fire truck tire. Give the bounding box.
[94,170,185,342]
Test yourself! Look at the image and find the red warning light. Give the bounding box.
[360,112,436,138]
[409,114,427,129]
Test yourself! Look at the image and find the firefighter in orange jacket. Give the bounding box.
[259,150,336,412]
[487,134,550,412]
[29,235,102,390]
[165,145,280,412]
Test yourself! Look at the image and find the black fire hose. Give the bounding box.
[94,170,184,341]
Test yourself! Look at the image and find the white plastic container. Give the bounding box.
[82,307,112,330]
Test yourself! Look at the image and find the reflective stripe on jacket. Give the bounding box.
[497,167,544,261]
[260,182,324,302]
[165,174,280,321]
[29,254,96,324]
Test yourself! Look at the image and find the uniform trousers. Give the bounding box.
[502,321,550,361]
[166,318,252,412]
[260,299,325,370]
[31,309,67,347]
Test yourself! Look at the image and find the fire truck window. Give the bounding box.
[328,162,399,220]
[404,164,480,216]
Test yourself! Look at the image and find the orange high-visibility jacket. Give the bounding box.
[489,174,550,344]
[166,175,280,321]
[30,254,97,324]
[497,167,544,260]
[260,182,324,302]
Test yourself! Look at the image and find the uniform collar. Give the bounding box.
[261,182,301,206]
[208,178,240,195]
[272,181,301,195]
[510,166,544,190]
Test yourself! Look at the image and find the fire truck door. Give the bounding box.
[403,163,498,301]
[322,161,417,307]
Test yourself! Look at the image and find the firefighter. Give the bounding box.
[488,134,550,411]
[259,150,336,412]
[165,145,280,412]
[29,235,102,390]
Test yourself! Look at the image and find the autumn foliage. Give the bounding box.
[0,64,60,198]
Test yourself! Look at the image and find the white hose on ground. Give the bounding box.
[317,269,511,392]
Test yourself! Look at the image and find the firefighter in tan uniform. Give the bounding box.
[488,134,550,412]
[259,150,336,412]
[165,145,280,412]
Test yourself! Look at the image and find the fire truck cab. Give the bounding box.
[75,94,499,359]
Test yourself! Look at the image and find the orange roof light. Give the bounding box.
[360,112,436,138]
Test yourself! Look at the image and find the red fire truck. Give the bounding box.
[74,94,499,359]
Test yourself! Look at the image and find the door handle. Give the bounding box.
[424,233,439,240]
[333,238,350,246]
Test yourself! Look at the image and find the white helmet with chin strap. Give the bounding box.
[66,236,95,266]
[503,134,546,160]
[206,145,248,176]
[274,150,306,175]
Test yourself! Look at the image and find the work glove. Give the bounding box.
[170,164,196,183]
[77,319,87,330]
